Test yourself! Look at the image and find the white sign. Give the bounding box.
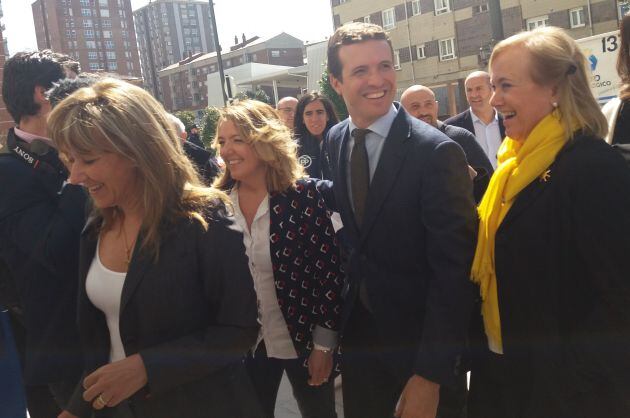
[577,31,622,105]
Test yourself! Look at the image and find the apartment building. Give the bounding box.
[32,0,141,77]
[134,0,216,101]
[159,32,304,112]
[331,0,626,116]
[0,0,12,136]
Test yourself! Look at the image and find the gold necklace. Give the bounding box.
[121,222,134,266]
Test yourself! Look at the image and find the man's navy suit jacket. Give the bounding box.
[323,104,477,385]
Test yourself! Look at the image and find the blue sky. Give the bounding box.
[3,0,334,55]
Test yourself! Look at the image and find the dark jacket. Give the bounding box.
[323,104,477,385]
[0,128,85,385]
[182,141,221,184]
[438,121,493,203]
[268,178,344,367]
[489,133,630,418]
[445,108,506,141]
[186,133,204,149]
[67,206,261,418]
[296,131,332,180]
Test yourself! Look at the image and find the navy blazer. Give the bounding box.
[323,104,477,385]
[445,108,506,141]
[268,178,344,362]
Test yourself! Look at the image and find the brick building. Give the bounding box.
[32,0,141,78]
[0,0,13,138]
[134,0,217,101]
[331,0,626,116]
[158,32,304,112]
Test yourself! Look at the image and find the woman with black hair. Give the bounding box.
[294,92,339,179]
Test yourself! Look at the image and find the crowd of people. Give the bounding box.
[1,16,630,418]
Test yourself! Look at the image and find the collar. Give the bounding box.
[348,104,398,138]
[470,108,498,125]
[14,127,55,147]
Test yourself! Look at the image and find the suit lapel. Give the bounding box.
[336,124,360,239]
[119,232,151,313]
[500,170,551,229]
[358,110,409,247]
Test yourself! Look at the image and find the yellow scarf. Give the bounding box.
[471,112,567,354]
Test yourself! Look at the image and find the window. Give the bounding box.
[89,62,100,71]
[339,0,347,3]
[364,15,371,23]
[417,44,426,59]
[271,50,280,57]
[81,8,91,16]
[80,0,90,6]
[527,15,549,30]
[100,8,110,17]
[83,19,93,28]
[98,0,108,6]
[570,7,585,28]
[86,40,96,48]
[439,37,456,60]
[472,3,489,14]
[84,29,94,38]
[108,62,117,71]
[103,30,112,38]
[88,51,98,60]
[102,19,111,28]
[434,0,451,15]
[105,40,114,49]
[411,0,421,16]
[394,50,401,70]
[106,51,116,60]
[382,8,395,30]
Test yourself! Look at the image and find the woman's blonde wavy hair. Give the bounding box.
[490,26,608,139]
[47,78,229,261]
[212,99,305,193]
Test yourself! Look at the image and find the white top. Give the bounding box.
[229,188,297,359]
[86,239,127,363]
[470,108,503,169]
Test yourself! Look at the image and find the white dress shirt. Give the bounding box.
[86,239,127,363]
[345,105,398,211]
[229,188,297,359]
[470,108,502,169]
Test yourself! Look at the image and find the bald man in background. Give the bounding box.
[445,71,505,169]
[276,96,298,129]
[401,85,493,203]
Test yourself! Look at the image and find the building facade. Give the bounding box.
[159,32,304,112]
[133,0,217,101]
[330,0,626,117]
[0,0,13,137]
[32,0,141,77]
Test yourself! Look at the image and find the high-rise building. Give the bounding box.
[133,0,217,101]
[31,0,141,78]
[331,0,625,116]
[0,0,13,136]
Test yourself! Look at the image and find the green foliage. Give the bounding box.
[174,110,196,132]
[319,69,348,121]
[234,88,271,104]
[201,107,221,152]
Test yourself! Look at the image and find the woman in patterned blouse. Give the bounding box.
[214,100,344,418]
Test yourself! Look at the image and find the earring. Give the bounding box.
[552,102,558,108]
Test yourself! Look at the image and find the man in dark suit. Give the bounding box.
[0,51,85,418]
[324,23,477,418]
[445,71,505,169]
[401,84,493,203]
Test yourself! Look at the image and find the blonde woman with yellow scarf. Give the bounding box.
[467,27,630,418]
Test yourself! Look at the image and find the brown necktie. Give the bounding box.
[351,128,371,228]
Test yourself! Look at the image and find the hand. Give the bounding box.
[307,348,333,386]
[83,354,148,409]
[467,165,478,180]
[394,375,440,418]
[58,411,79,418]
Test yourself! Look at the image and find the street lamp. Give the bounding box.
[208,0,227,105]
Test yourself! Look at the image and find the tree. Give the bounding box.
[319,68,348,121]
[174,110,196,132]
[234,88,271,104]
[201,107,221,153]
